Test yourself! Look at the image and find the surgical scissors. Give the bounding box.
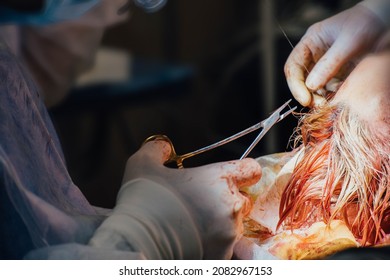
[144,99,297,168]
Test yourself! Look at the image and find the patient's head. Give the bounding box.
[333,53,390,138]
[278,52,390,245]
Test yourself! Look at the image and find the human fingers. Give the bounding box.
[218,158,262,190]
[284,26,330,108]
[192,158,260,215]
[122,139,174,183]
[306,5,386,91]
[139,137,173,164]
[305,36,360,92]
[205,159,260,220]
[284,44,313,107]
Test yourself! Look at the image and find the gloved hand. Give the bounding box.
[89,138,262,259]
[284,2,387,107]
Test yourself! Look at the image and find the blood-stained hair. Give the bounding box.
[278,103,390,245]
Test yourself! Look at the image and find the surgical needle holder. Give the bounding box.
[144,99,297,168]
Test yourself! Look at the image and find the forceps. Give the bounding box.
[144,99,296,168]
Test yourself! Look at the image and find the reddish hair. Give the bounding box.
[278,103,390,245]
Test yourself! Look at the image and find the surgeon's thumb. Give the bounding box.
[140,136,173,164]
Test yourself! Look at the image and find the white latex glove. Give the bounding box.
[284,1,388,107]
[89,138,262,259]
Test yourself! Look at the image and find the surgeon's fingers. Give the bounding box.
[305,37,357,92]
[122,139,174,183]
[139,138,173,164]
[218,158,262,189]
[284,39,323,107]
[208,159,258,217]
[285,61,311,107]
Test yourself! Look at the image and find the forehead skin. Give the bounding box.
[332,51,390,136]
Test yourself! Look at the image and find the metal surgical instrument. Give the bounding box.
[143,99,297,168]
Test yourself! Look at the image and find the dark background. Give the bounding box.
[49,0,359,208]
